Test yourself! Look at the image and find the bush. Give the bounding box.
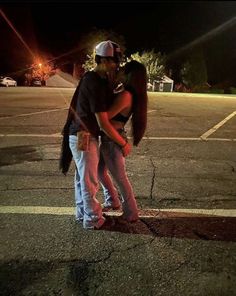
[191,83,211,93]
[208,88,224,94]
[193,87,209,93]
[229,87,236,94]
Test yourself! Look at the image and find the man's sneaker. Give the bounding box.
[102,203,121,212]
[76,218,83,224]
[83,216,106,230]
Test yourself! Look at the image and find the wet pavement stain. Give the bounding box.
[0,259,92,295]
[67,260,92,295]
[0,259,54,295]
[0,146,42,167]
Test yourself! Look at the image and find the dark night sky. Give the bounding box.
[1,1,236,84]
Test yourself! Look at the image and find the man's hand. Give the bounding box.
[121,142,131,157]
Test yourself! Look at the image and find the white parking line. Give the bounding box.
[142,137,236,141]
[0,133,62,138]
[0,108,68,120]
[0,206,235,217]
[200,111,236,140]
[0,134,236,141]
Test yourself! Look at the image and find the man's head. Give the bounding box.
[94,40,122,65]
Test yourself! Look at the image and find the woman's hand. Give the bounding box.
[121,142,131,157]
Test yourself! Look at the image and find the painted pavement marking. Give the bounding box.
[0,133,62,138]
[200,111,236,140]
[0,107,68,120]
[0,206,235,218]
[0,133,236,141]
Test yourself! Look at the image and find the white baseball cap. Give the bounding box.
[95,40,122,62]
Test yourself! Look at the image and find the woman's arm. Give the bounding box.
[107,90,132,119]
[95,112,131,157]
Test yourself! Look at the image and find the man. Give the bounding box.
[60,40,130,230]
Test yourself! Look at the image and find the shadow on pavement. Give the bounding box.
[104,215,236,242]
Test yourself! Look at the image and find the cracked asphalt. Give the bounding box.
[0,88,236,295]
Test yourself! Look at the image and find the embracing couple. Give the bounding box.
[60,40,148,230]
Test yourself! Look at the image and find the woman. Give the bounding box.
[98,60,148,222]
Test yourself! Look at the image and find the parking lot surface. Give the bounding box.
[0,88,236,295]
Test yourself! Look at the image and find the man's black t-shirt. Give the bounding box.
[69,71,113,138]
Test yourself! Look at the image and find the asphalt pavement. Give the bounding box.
[0,87,236,296]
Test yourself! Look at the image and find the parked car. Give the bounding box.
[0,76,17,87]
[31,78,42,86]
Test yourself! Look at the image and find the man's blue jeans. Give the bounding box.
[69,135,105,229]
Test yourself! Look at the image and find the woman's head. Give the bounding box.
[122,60,148,146]
[124,60,147,83]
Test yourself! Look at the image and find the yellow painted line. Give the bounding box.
[201,111,236,140]
[0,206,235,217]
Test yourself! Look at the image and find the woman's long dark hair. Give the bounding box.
[59,78,83,175]
[124,60,148,146]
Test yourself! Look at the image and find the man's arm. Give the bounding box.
[95,112,131,157]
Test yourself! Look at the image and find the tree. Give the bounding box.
[180,48,208,90]
[24,60,55,86]
[130,50,166,82]
[31,62,55,81]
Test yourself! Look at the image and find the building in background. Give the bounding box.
[152,75,174,92]
[46,70,78,88]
